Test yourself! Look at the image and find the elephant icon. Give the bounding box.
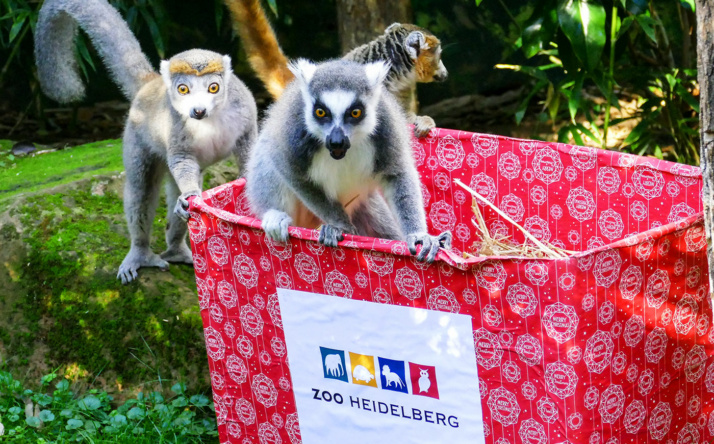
[324,354,344,377]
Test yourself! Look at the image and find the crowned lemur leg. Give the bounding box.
[160,176,196,264]
[168,149,202,222]
[117,143,169,284]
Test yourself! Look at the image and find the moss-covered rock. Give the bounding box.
[0,140,238,400]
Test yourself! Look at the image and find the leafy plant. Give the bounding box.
[479,0,700,164]
[0,370,218,442]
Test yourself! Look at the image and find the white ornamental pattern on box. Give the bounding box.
[187,128,711,444]
[488,387,520,426]
[542,303,579,344]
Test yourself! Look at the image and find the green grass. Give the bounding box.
[3,187,207,394]
[0,138,210,399]
[0,140,124,203]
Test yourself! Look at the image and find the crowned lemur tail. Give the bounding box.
[223,0,447,137]
[35,0,258,283]
[246,59,451,263]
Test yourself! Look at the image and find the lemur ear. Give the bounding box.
[160,60,172,88]
[364,61,391,88]
[405,31,428,60]
[222,55,233,87]
[288,59,317,86]
[386,23,402,33]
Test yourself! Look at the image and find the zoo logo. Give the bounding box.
[319,346,439,399]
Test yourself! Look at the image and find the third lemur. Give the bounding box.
[246,59,451,262]
[223,0,447,137]
[35,0,258,283]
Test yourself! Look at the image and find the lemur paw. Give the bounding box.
[318,224,348,247]
[117,248,169,284]
[174,191,201,222]
[413,115,436,138]
[262,209,292,242]
[160,244,194,264]
[406,231,452,263]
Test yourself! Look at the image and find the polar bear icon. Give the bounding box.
[352,365,374,383]
[382,365,405,389]
[324,354,344,377]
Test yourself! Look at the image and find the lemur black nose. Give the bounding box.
[191,108,207,120]
[434,71,448,82]
[326,127,350,160]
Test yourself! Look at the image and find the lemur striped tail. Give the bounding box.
[223,0,293,99]
[34,0,157,103]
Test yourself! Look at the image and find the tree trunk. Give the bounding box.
[695,0,714,296]
[336,0,412,53]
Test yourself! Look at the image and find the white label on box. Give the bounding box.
[278,288,485,444]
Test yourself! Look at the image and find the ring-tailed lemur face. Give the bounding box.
[289,59,390,160]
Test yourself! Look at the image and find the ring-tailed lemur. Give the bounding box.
[223,0,447,137]
[245,59,451,262]
[35,0,258,284]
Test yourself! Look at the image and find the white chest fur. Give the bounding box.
[307,142,377,206]
[185,110,240,168]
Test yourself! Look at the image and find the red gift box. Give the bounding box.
[189,128,714,443]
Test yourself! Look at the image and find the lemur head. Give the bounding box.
[160,49,233,120]
[386,23,447,83]
[289,59,390,160]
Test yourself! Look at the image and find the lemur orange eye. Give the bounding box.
[177,84,189,95]
[315,108,326,118]
[208,83,220,94]
[351,108,362,118]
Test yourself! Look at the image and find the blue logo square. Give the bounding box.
[320,347,348,382]
[378,357,408,394]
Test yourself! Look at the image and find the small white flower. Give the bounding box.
[0,421,5,436]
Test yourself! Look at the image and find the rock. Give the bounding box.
[91,180,109,196]
[11,141,36,156]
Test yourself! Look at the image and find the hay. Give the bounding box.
[454,179,575,259]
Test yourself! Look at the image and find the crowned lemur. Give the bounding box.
[223,0,447,137]
[246,59,451,263]
[34,0,258,283]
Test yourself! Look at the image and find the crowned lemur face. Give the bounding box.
[160,55,232,120]
[290,59,390,160]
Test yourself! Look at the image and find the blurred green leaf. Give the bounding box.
[8,19,24,42]
[558,0,607,71]
[568,72,584,122]
[39,410,55,422]
[635,15,657,43]
[66,418,83,430]
[626,0,649,15]
[266,0,278,16]
[78,395,101,411]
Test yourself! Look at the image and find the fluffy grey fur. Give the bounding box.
[35,0,154,102]
[35,0,257,283]
[246,59,451,262]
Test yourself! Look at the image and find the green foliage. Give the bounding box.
[480,0,699,164]
[0,370,218,442]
